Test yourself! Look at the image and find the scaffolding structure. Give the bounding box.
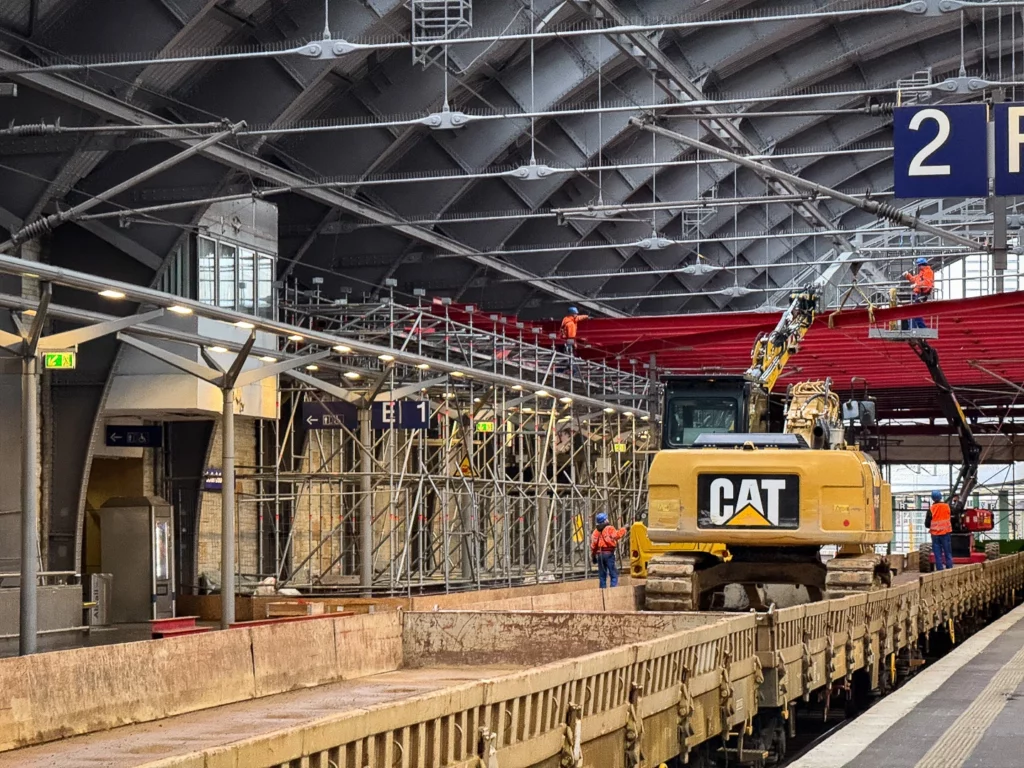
[232,284,654,594]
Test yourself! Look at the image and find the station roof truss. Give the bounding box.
[0,0,1022,320]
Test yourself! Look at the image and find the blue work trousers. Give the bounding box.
[932,533,954,571]
[910,292,929,329]
[596,552,618,589]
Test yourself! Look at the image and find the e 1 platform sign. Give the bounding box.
[371,400,431,430]
[994,104,1024,195]
[893,104,988,198]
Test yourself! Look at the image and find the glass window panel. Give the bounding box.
[239,248,255,312]
[218,242,237,310]
[257,255,275,319]
[666,396,738,447]
[154,521,170,581]
[197,237,216,305]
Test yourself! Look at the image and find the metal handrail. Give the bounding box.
[0,570,79,586]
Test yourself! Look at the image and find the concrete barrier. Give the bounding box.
[336,612,403,680]
[0,627,256,751]
[402,610,736,667]
[530,592,575,611]
[0,612,405,754]
[131,612,760,768]
[603,584,642,611]
[251,617,339,697]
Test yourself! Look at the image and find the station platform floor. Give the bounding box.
[792,601,1024,768]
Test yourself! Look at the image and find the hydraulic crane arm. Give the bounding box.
[908,339,981,515]
[746,287,819,392]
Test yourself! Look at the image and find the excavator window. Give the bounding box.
[666,396,738,446]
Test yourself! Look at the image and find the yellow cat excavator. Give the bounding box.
[631,288,894,609]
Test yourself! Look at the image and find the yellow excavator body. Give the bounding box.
[640,438,893,610]
[627,522,727,579]
[646,445,892,548]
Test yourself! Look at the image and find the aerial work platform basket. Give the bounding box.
[868,319,938,341]
[868,285,939,340]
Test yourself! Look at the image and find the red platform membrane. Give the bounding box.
[567,291,1024,419]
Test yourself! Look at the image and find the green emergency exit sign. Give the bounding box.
[43,352,76,370]
[475,421,495,432]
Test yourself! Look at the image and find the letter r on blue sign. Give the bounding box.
[996,104,1024,195]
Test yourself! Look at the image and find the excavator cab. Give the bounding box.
[662,375,782,447]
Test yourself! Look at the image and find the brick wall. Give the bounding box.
[197,415,260,583]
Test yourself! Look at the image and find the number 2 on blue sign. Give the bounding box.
[893,104,987,199]
[907,109,951,177]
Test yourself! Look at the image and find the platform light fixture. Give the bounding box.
[344,371,361,379]
[305,364,319,371]
[168,305,192,315]
[333,344,351,353]
[603,407,615,414]
[511,384,523,391]
[451,371,465,378]
[287,334,304,342]
[259,355,277,363]
[559,396,573,404]
[235,320,255,329]
[416,363,430,370]
[379,354,395,362]
[98,289,125,299]
[536,389,550,398]
[209,346,228,353]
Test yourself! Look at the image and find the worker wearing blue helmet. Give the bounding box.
[559,305,589,354]
[590,512,627,588]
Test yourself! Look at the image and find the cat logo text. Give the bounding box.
[696,474,800,529]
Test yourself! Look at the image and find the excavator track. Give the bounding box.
[824,553,892,599]
[644,552,703,611]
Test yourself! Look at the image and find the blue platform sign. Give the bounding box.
[105,425,162,447]
[993,103,1024,195]
[372,400,431,430]
[893,104,988,198]
[302,400,358,430]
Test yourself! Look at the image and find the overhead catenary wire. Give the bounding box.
[0,3,928,76]
[628,117,988,254]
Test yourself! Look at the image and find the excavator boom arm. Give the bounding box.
[746,288,819,392]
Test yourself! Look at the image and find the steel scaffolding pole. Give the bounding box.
[359,409,373,594]
[220,388,236,628]
[19,353,38,655]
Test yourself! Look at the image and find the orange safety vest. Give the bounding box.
[907,265,934,295]
[560,314,588,340]
[591,525,625,554]
[930,501,952,536]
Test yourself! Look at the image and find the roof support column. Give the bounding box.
[116,332,329,628]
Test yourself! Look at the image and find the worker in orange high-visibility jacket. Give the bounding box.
[927,489,954,571]
[903,258,935,330]
[559,306,589,354]
[591,512,627,588]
